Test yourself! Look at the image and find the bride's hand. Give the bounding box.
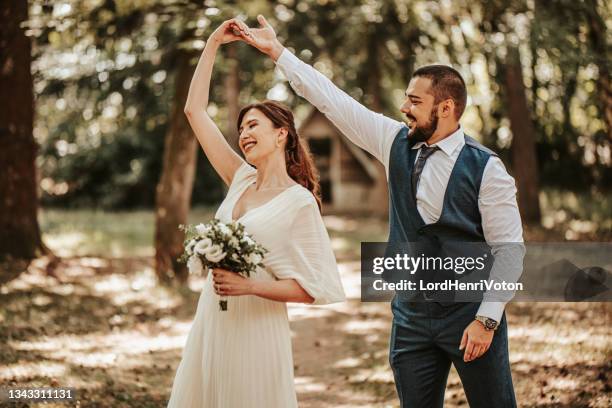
[212,268,254,296]
[209,18,251,46]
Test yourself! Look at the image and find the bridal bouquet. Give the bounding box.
[178,219,268,311]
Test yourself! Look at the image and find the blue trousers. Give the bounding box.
[389,298,517,408]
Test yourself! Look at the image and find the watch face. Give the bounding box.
[485,319,497,329]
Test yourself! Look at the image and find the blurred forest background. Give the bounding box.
[1,0,611,407]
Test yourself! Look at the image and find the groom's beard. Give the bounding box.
[408,109,439,144]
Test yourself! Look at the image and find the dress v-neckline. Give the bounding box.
[231,181,301,222]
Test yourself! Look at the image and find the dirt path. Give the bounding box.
[290,260,612,408]
[1,256,610,407]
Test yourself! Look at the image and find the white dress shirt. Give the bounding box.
[276,48,524,322]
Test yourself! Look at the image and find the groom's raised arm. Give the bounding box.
[274,49,403,165]
[240,15,403,167]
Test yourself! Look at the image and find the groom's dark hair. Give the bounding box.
[412,65,467,120]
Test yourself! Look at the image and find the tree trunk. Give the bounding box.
[154,52,198,285]
[585,0,612,141]
[365,31,388,216]
[366,29,382,111]
[504,46,541,224]
[0,0,48,283]
[224,45,240,152]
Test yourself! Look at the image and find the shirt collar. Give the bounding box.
[411,125,465,157]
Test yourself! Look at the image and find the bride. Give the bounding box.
[166,19,346,408]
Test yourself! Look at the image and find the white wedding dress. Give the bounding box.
[167,161,346,408]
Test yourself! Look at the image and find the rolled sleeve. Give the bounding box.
[477,157,525,321]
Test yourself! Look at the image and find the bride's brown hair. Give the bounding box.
[237,100,321,211]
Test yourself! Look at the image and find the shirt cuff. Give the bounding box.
[476,301,506,323]
[275,47,300,71]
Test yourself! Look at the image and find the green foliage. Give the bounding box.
[27,0,611,211]
[39,206,216,257]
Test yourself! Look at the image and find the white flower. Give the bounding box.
[194,238,213,255]
[248,253,262,265]
[186,239,197,254]
[232,253,239,260]
[242,235,255,246]
[218,223,232,236]
[229,237,240,248]
[187,255,204,275]
[205,245,226,263]
[195,223,210,236]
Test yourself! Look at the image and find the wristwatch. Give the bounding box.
[475,315,499,331]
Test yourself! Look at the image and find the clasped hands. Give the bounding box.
[208,15,285,60]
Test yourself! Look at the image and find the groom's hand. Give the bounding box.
[459,320,494,362]
[237,15,285,61]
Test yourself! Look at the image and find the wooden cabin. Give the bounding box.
[298,108,388,215]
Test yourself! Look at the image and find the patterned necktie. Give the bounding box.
[411,145,440,197]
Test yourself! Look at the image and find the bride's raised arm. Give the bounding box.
[183,19,251,186]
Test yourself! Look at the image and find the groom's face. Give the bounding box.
[400,77,439,143]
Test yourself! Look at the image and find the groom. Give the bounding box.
[234,16,523,407]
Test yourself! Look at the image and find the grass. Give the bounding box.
[539,189,612,240]
[39,207,392,260]
[39,207,216,258]
[39,189,611,260]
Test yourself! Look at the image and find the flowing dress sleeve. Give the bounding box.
[229,161,257,191]
[274,196,346,305]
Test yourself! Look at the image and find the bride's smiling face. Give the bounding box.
[238,108,286,163]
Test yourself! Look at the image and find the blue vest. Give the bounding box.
[386,126,498,302]
[388,126,497,244]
